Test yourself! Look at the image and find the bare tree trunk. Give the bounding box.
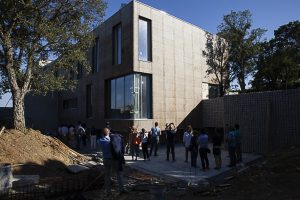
[12,91,26,132]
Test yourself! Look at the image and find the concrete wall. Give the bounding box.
[0,107,13,128]
[25,1,215,133]
[58,2,134,130]
[25,93,58,134]
[132,1,214,130]
[199,89,300,154]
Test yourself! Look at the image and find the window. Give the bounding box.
[107,73,152,119]
[63,98,78,110]
[208,84,220,99]
[138,17,152,61]
[113,24,122,65]
[86,84,92,118]
[92,37,99,73]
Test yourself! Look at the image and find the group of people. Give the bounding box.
[57,122,99,150]
[56,121,242,196]
[126,122,242,172]
[128,122,177,162]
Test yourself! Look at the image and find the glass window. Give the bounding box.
[92,37,99,73]
[209,84,219,99]
[63,98,78,110]
[138,17,152,61]
[113,24,122,65]
[107,73,151,119]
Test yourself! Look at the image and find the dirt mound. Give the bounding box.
[0,129,89,166]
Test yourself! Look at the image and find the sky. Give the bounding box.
[1,0,299,107]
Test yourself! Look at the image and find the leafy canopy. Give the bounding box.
[0,0,106,94]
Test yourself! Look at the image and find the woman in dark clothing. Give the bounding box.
[140,128,150,161]
[213,128,223,169]
[190,130,198,168]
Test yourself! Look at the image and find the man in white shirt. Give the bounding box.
[183,125,193,163]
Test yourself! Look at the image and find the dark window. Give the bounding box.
[86,84,92,118]
[92,37,99,73]
[107,73,152,119]
[209,84,219,99]
[113,24,122,65]
[138,17,152,61]
[63,98,78,110]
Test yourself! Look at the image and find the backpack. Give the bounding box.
[110,133,125,160]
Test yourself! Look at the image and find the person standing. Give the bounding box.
[198,129,210,171]
[213,128,223,169]
[81,123,87,147]
[235,124,242,162]
[75,122,84,150]
[130,126,140,161]
[150,122,161,156]
[98,128,126,196]
[140,128,150,161]
[190,130,198,168]
[228,126,237,167]
[183,125,193,163]
[165,123,176,162]
[90,126,97,149]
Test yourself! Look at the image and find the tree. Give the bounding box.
[202,32,232,96]
[218,10,266,92]
[252,21,300,91]
[0,0,106,131]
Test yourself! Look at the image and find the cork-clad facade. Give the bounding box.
[28,1,217,132]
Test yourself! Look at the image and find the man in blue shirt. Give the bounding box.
[99,128,125,195]
[150,122,161,156]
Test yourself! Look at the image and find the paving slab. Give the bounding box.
[125,144,261,184]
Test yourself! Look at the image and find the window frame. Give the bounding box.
[112,23,122,65]
[138,16,152,62]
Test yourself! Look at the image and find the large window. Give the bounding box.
[107,73,151,119]
[86,84,92,118]
[113,24,122,65]
[138,17,152,61]
[92,37,99,73]
[63,98,78,110]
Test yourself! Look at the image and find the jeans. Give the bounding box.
[199,148,209,169]
[90,135,97,149]
[236,143,242,162]
[229,146,236,166]
[142,143,149,160]
[103,159,124,193]
[191,148,198,167]
[150,139,159,156]
[131,144,139,159]
[166,142,175,161]
[185,147,190,162]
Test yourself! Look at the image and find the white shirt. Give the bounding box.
[183,131,192,147]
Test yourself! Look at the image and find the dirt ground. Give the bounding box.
[0,129,89,178]
[121,145,300,200]
[1,129,299,200]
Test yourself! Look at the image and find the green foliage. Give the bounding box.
[218,10,266,92]
[202,32,232,96]
[0,0,106,94]
[252,21,300,91]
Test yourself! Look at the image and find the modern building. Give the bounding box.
[26,1,217,132]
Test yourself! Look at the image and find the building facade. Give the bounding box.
[43,1,217,132]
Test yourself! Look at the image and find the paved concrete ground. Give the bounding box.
[124,144,261,184]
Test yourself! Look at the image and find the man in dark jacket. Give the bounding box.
[165,123,176,161]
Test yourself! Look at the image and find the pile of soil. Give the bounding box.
[0,129,89,167]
